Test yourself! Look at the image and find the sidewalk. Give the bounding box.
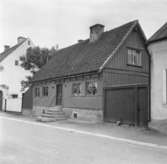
[149,119,167,136]
[1,112,167,147]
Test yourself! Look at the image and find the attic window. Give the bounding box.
[127,48,142,66]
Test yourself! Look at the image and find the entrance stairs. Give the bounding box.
[37,107,67,122]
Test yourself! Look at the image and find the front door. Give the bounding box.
[56,84,62,105]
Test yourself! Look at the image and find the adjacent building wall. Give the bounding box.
[0,39,34,112]
[148,40,167,120]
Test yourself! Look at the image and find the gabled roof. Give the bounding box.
[148,22,167,44]
[0,40,26,63]
[33,20,143,82]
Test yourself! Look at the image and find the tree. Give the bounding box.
[20,46,57,91]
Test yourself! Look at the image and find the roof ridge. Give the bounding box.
[0,39,27,63]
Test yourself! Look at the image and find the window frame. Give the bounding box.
[34,87,40,97]
[85,81,98,96]
[127,48,142,67]
[72,82,82,96]
[15,60,19,66]
[42,86,49,97]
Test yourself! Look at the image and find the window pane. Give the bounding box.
[86,81,98,95]
[127,48,142,66]
[72,83,81,96]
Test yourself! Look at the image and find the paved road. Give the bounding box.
[0,116,167,164]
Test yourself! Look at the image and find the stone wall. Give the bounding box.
[63,107,103,123]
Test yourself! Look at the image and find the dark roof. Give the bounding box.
[0,40,26,63]
[33,20,140,82]
[148,22,167,43]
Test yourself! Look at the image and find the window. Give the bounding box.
[28,40,31,45]
[42,86,48,96]
[128,48,142,66]
[11,94,18,98]
[86,81,98,96]
[72,83,82,96]
[15,60,19,65]
[34,87,40,97]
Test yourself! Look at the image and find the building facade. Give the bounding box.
[0,37,34,112]
[148,23,167,121]
[32,20,150,126]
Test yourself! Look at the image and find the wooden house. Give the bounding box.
[32,20,150,126]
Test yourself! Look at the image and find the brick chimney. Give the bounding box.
[89,24,104,43]
[17,36,26,44]
[4,45,10,51]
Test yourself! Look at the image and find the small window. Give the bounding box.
[42,86,48,96]
[11,94,18,98]
[34,87,40,97]
[128,48,142,66]
[72,83,82,96]
[86,81,98,96]
[28,40,31,45]
[15,60,19,65]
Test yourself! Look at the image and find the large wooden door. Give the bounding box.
[0,91,3,111]
[104,87,135,124]
[56,84,62,105]
[137,87,148,126]
[104,85,149,126]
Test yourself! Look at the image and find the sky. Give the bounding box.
[0,0,167,51]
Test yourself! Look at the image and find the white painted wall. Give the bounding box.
[148,40,167,120]
[0,38,34,112]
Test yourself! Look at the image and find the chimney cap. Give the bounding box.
[90,24,104,29]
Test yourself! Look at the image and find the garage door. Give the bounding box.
[104,86,148,126]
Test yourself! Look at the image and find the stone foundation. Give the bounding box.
[63,108,103,123]
[22,108,33,117]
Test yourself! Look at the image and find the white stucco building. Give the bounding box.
[148,23,167,121]
[0,36,34,112]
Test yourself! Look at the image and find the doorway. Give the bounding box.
[56,84,63,105]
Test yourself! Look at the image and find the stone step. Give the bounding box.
[37,116,66,122]
[37,108,67,122]
[44,110,65,115]
[41,113,66,118]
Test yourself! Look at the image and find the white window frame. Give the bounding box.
[128,48,142,66]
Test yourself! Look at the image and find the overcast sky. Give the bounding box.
[0,0,167,51]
